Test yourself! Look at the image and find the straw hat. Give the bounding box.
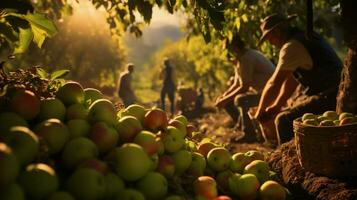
[258,13,297,45]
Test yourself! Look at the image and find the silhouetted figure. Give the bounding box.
[195,88,204,110]
[118,63,136,107]
[160,58,176,114]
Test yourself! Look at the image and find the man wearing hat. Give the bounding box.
[215,33,275,142]
[254,13,342,144]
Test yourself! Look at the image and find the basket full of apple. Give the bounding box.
[293,111,357,177]
[0,69,291,200]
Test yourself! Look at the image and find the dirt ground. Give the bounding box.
[184,106,357,200]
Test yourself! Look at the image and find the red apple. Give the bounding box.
[134,130,159,155]
[193,176,218,200]
[340,117,357,125]
[56,81,85,106]
[197,142,217,157]
[259,180,286,200]
[33,118,70,154]
[144,108,168,132]
[89,122,119,153]
[116,116,143,143]
[88,99,117,126]
[9,89,40,120]
[18,163,59,200]
[157,155,175,178]
[78,158,109,174]
[214,196,232,200]
[207,147,232,172]
[136,172,168,200]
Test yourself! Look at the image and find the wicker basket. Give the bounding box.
[293,118,357,177]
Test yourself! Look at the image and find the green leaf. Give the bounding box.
[14,28,33,54]
[50,69,69,80]
[24,13,58,47]
[36,67,48,78]
[241,14,248,22]
[0,21,18,43]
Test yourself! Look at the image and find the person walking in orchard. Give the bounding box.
[160,58,176,114]
[118,63,137,107]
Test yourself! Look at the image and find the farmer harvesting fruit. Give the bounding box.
[118,63,137,107]
[160,58,176,114]
[215,33,275,142]
[255,13,342,144]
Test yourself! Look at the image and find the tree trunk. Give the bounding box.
[336,0,357,113]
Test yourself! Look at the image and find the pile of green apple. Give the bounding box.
[0,81,287,200]
[302,111,357,127]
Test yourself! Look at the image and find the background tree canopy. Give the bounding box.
[0,0,344,102]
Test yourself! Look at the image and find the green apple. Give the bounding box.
[322,111,339,120]
[9,89,40,120]
[319,120,335,126]
[116,116,143,143]
[173,114,189,126]
[157,155,175,178]
[67,119,91,138]
[33,118,70,154]
[56,81,85,105]
[104,172,125,199]
[0,183,25,200]
[303,119,319,126]
[119,189,145,200]
[259,180,286,200]
[171,149,192,175]
[149,153,159,171]
[136,172,168,200]
[84,88,104,104]
[0,143,19,188]
[193,176,218,200]
[169,119,187,137]
[232,174,260,199]
[62,137,98,169]
[244,160,270,184]
[228,173,242,196]
[37,98,66,121]
[66,103,88,120]
[230,152,250,173]
[120,104,147,124]
[207,147,232,172]
[88,99,117,126]
[333,120,340,126]
[339,112,355,121]
[245,150,265,161]
[317,115,328,123]
[18,163,59,200]
[165,195,183,200]
[161,126,185,153]
[185,140,198,152]
[0,112,28,137]
[47,191,75,200]
[197,142,217,158]
[187,152,206,177]
[134,130,159,155]
[144,108,168,133]
[301,113,316,121]
[3,126,39,166]
[66,168,106,200]
[216,170,234,192]
[156,137,165,155]
[186,124,197,138]
[108,143,151,181]
[89,122,119,153]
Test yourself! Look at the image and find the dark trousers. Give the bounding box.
[224,92,261,135]
[275,89,337,143]
[161,88,175,114]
